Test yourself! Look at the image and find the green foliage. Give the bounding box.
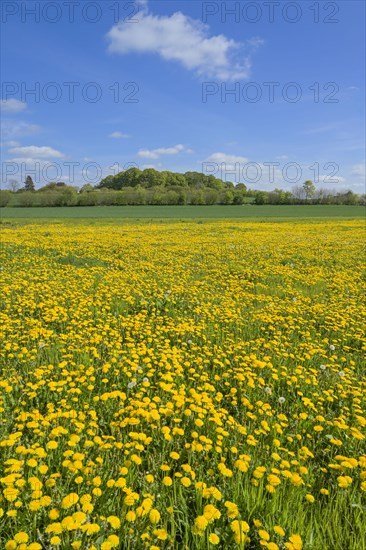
[0,190,11,207]
[79,184,95,193]
[15,192,36,207]
[255,191,269,205]
[162,171,188,187]
[97,168,234,193]
[1,171,364,209]
[98,168,143,189]
[10,185,78,207]
[24,175,35,192]
[220,190,234,204]
[138,168,164,188]
[184,171,228,190]
[303,180,316,200]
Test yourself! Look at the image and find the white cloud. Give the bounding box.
[203,153,313,188]
[1,121,41,138]
[141,164,159,170]
[8,145,64,159]
[201,153,366,190]
[138,143,191,159]
[203,152,252,182]
[0,140,19,147]
[317,174,346,185]
[109,131,129,139]
[136,0,148,10]
[205,152,249,166]
[349,182,366,190]
[6,157,50,165]
[0,99,27,113]
[351,163,365,178]
[107,9,263,80]
[4,158,67,187]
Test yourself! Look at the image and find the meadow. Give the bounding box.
[0,219,365,550]
[0,204,364,221]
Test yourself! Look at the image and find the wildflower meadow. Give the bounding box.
[0,220,365,550]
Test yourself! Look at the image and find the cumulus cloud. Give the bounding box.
[1,121,41,138]
[0,99,27,113]
[8,145,64,159]
[205,152,249,164]
[203,152,301,187]
[6,157,51,165]
[317,174,346,185]
[107,9,263,80]
[202,155,361,191]
[136,0,148,10]
[204,152,249,169]
[138,144,191,159]
[0,140,19,147]
[203,152,254,183]
[141,164,159,170]
[351,163,365,178]
[109,131,129,139]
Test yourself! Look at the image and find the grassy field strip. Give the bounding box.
[1,205,365,220]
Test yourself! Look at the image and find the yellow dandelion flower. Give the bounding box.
[337,476,352,488]
[149,508,161,524]
[274,525,285,537]
[208,533,220,545]
[14,533,29,544]
[81,523,101,535]
[107,535,120,548]
[154,528,168,540]
[259,529,270,541]
[61,493,79,509]
[107,516,121,529]
[126,510,136,522]
[180,476,191,487]
[203,504,221,522]
[195,515,209,531]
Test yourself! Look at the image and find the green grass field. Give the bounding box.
[1,204,364,222]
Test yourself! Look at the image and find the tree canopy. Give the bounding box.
[97,168,237,191]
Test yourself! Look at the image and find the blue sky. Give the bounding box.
[1,0,365,191]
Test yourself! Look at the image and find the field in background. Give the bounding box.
[1,204,364,221]
[1,220,365,550]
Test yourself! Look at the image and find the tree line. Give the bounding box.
[1,169,364,207]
